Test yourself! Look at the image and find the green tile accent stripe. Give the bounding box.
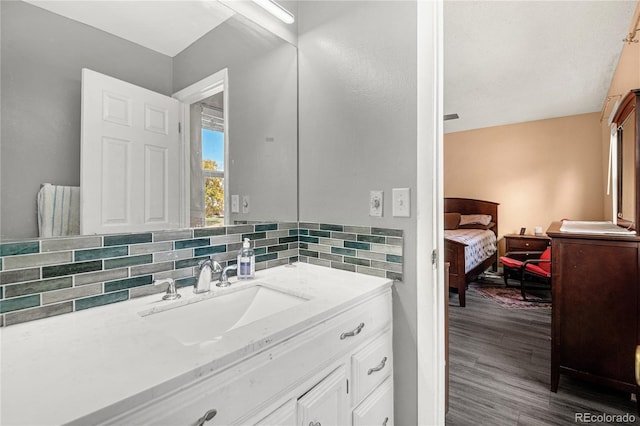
[75,246,128,262]
[75,291,129,311]
[0,294,40,313]
[104,233,152,246]
[0,222,402,327]
[105,254,153,270]
[0,241,39,257]
[104,275,153,292]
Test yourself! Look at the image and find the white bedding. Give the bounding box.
[444,229,497,273]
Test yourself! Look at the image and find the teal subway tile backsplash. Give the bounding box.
[0,241,39,257]
[298,222,403,281]
[75,291,129,311]
[1,268,40,285]
[0,294,40,313]
[194,245,227,257]
[344,241,370,251]
[0,222,402,326]
[175,238,210,250]
[104,254,153,270]
[104,233,152,246]
[43,260,102,278]
[104,275,153,292]
[75,246,128,262]
[4,277,72,298]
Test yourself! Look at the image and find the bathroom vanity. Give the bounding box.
[0,263,393,426]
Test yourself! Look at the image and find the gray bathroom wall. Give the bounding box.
[297,1,419,424]
[172,14,298,224]
[1,1,173,239]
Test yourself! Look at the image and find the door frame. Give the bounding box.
[172,68,229,228]
[417,0,445,424]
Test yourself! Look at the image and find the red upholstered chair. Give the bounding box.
[499,247,551,302]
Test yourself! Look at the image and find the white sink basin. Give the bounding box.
[139,285,308,345]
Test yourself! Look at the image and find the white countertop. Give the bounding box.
[0,263,392,426]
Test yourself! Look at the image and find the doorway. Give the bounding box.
[173,68,229,228]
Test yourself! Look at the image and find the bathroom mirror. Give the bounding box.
[0,0,298,240]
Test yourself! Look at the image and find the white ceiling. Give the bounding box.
[23,1,638,133]
[444,0,638,133]
[24,1,237,57]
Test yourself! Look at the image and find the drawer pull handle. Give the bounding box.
[368,356,388,375]
[382,417,389,426]
[340,322,365,340]
[309,422,321,426]
[196,408,217,425]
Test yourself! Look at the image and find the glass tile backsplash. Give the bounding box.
[0,222,403,326]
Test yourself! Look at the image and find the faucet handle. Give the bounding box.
[211,260,223,273]
[155,278,180,301]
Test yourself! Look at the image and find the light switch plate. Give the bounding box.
[242,196,250,214]
[392,188,410,217]
[231,195,239,213]
[369,190,383,217]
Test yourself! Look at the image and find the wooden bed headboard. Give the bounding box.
[444,198,499,237]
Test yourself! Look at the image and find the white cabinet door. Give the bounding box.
[352,376,393,426]
[297,366,349,426]
[81,68,182,235]
[254,399,296,426]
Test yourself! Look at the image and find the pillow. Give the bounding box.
[458,221,495,230]
[444,213,461,230]
[459,214,492,226]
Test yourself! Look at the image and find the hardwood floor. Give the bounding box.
[446,278,639,426]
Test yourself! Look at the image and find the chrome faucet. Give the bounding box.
[217,264,238,288]
[194,258,222,294]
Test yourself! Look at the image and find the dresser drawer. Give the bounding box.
[505,236,549,252]
[351,330,392,405]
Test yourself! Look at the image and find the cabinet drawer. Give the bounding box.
[351,330,393,405]
[352,376,393,426]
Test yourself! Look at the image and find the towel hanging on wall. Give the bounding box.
[37,183,80,237]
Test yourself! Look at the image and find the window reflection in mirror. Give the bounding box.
[190,92,226,228]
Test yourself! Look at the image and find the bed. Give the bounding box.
[444,198,499,307]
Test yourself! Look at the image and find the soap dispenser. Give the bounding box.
[237,238,255,279]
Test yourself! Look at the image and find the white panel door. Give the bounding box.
[297,366,349,426]
[81,68,181,234]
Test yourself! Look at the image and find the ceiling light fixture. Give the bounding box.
[253,0,295,24]
[444,113,460,121]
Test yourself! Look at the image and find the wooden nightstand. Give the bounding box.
[504,234,550,261]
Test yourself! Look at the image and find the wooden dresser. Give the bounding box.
[546,221,639,409]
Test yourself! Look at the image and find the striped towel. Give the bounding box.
[37,184,80,237]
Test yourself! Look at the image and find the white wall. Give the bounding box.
[298,2,423,423]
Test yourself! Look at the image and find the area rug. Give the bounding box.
[469,283,551,309]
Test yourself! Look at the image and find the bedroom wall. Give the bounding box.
[444,112,604,251]
[600,0,640,221]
